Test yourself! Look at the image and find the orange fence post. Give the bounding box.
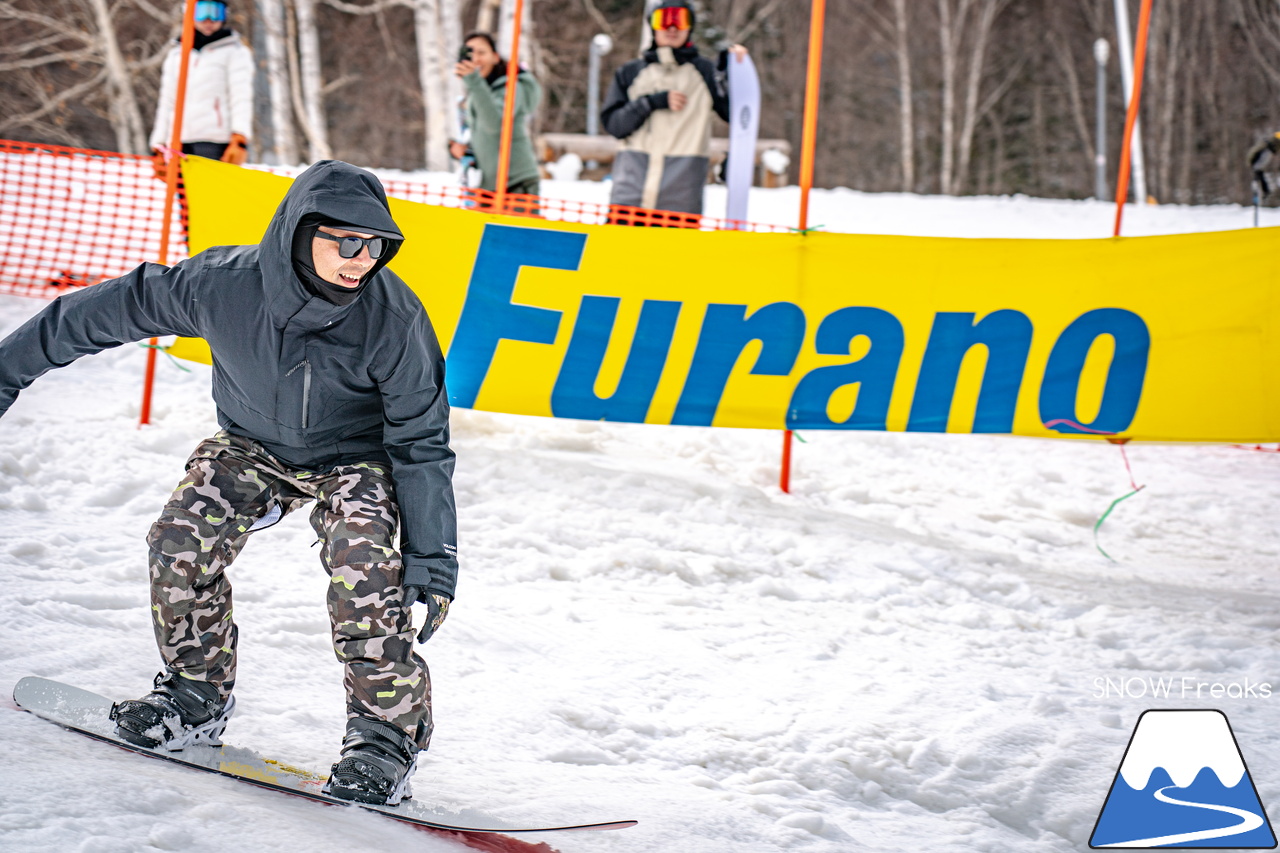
[1112,0,1154,238]
[781,0,827,494]
[493,0,526,215]
[141,0,197,427]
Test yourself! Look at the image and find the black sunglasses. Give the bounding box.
[315,230,387,260]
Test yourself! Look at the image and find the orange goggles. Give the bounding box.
[650,6,692,30]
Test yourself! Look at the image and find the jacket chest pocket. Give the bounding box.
[303,350,381,430]
[284,360,312,428]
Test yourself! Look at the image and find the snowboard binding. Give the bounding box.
[110,671,234,751]
[323,717,420,806]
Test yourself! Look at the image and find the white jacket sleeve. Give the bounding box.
[149,48,180,150]
[227,42,255,141]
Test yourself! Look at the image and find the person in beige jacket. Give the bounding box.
[600,1,746,217]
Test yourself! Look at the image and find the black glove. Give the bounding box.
[403,585,450,643]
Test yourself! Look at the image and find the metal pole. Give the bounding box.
[1112,0,1147,204]
[1094,38,1109,201]
[586,33,612,170]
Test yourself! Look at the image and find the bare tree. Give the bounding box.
[1048,22,1094,177]
[440,0,463,138]
[936,0,970,193]
[89,0,148,153]
[0,0,166,152]
[474,0,499,32]
[497,0,542,81]
[950,0,1009,194]
[893,0,915,192]
[291,0,331,159]
[413,0,451,171]
[258,0,299,163]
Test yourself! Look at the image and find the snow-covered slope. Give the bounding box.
[2,184,1279,853]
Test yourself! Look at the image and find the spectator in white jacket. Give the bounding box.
[149,0,254,178]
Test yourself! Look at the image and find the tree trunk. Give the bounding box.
[258,0,298,164]
[937,0,971,194]
[893,0,914,192]
[293,0,331,160]
[951,0,1002,194]
[1049,34,1093,182]
[1153,0,1183,203]
[498,0,538,70]
[475,0,500,32]
[440,0,464,138]
[89,0,147,154]
[414,0,452,172]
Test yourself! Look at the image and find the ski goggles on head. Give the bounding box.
[650,6,692,31]
[194,1,227,22]
[315,231,387,260]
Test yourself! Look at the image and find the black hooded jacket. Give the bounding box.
[0,160,459,598]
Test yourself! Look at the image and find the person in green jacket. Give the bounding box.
[449,32,542,199]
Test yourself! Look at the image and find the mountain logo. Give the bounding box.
[1090,709,1276,848]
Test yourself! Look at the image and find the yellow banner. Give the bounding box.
[180,157,1280,442]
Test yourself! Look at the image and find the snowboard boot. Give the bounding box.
[110,671,234,751]
[323,717,420,806]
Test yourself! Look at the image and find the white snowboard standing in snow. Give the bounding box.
[725,52,760,226]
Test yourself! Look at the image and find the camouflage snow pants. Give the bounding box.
[146,431,432,749]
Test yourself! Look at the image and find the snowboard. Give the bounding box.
[13,676,636,852]
[725,51,761,226]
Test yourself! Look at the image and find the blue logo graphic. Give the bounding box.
[1091,710,1276,848]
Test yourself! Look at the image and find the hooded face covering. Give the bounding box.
[291,214,383,306]
[262,160,404,315]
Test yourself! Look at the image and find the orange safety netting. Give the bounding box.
[0,138,788,301]
[0,139,188,298]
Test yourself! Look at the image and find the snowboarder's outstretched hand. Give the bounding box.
[403,586,450,643]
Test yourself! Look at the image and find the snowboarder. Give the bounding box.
[0,160,458,807]
[600,1,748,219]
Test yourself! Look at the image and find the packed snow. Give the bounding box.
[2,181,1280,853]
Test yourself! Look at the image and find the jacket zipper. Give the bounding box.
[286,360,311,428]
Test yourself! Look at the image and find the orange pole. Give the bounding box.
[781,0,827,494]
[1112,0,1154,238]
[493,0,526,214]
[797,0,826,235]
[141,0,197,426]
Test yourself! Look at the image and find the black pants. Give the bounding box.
[182,141,229,160]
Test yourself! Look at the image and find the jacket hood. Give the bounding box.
[259,160,404,325]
